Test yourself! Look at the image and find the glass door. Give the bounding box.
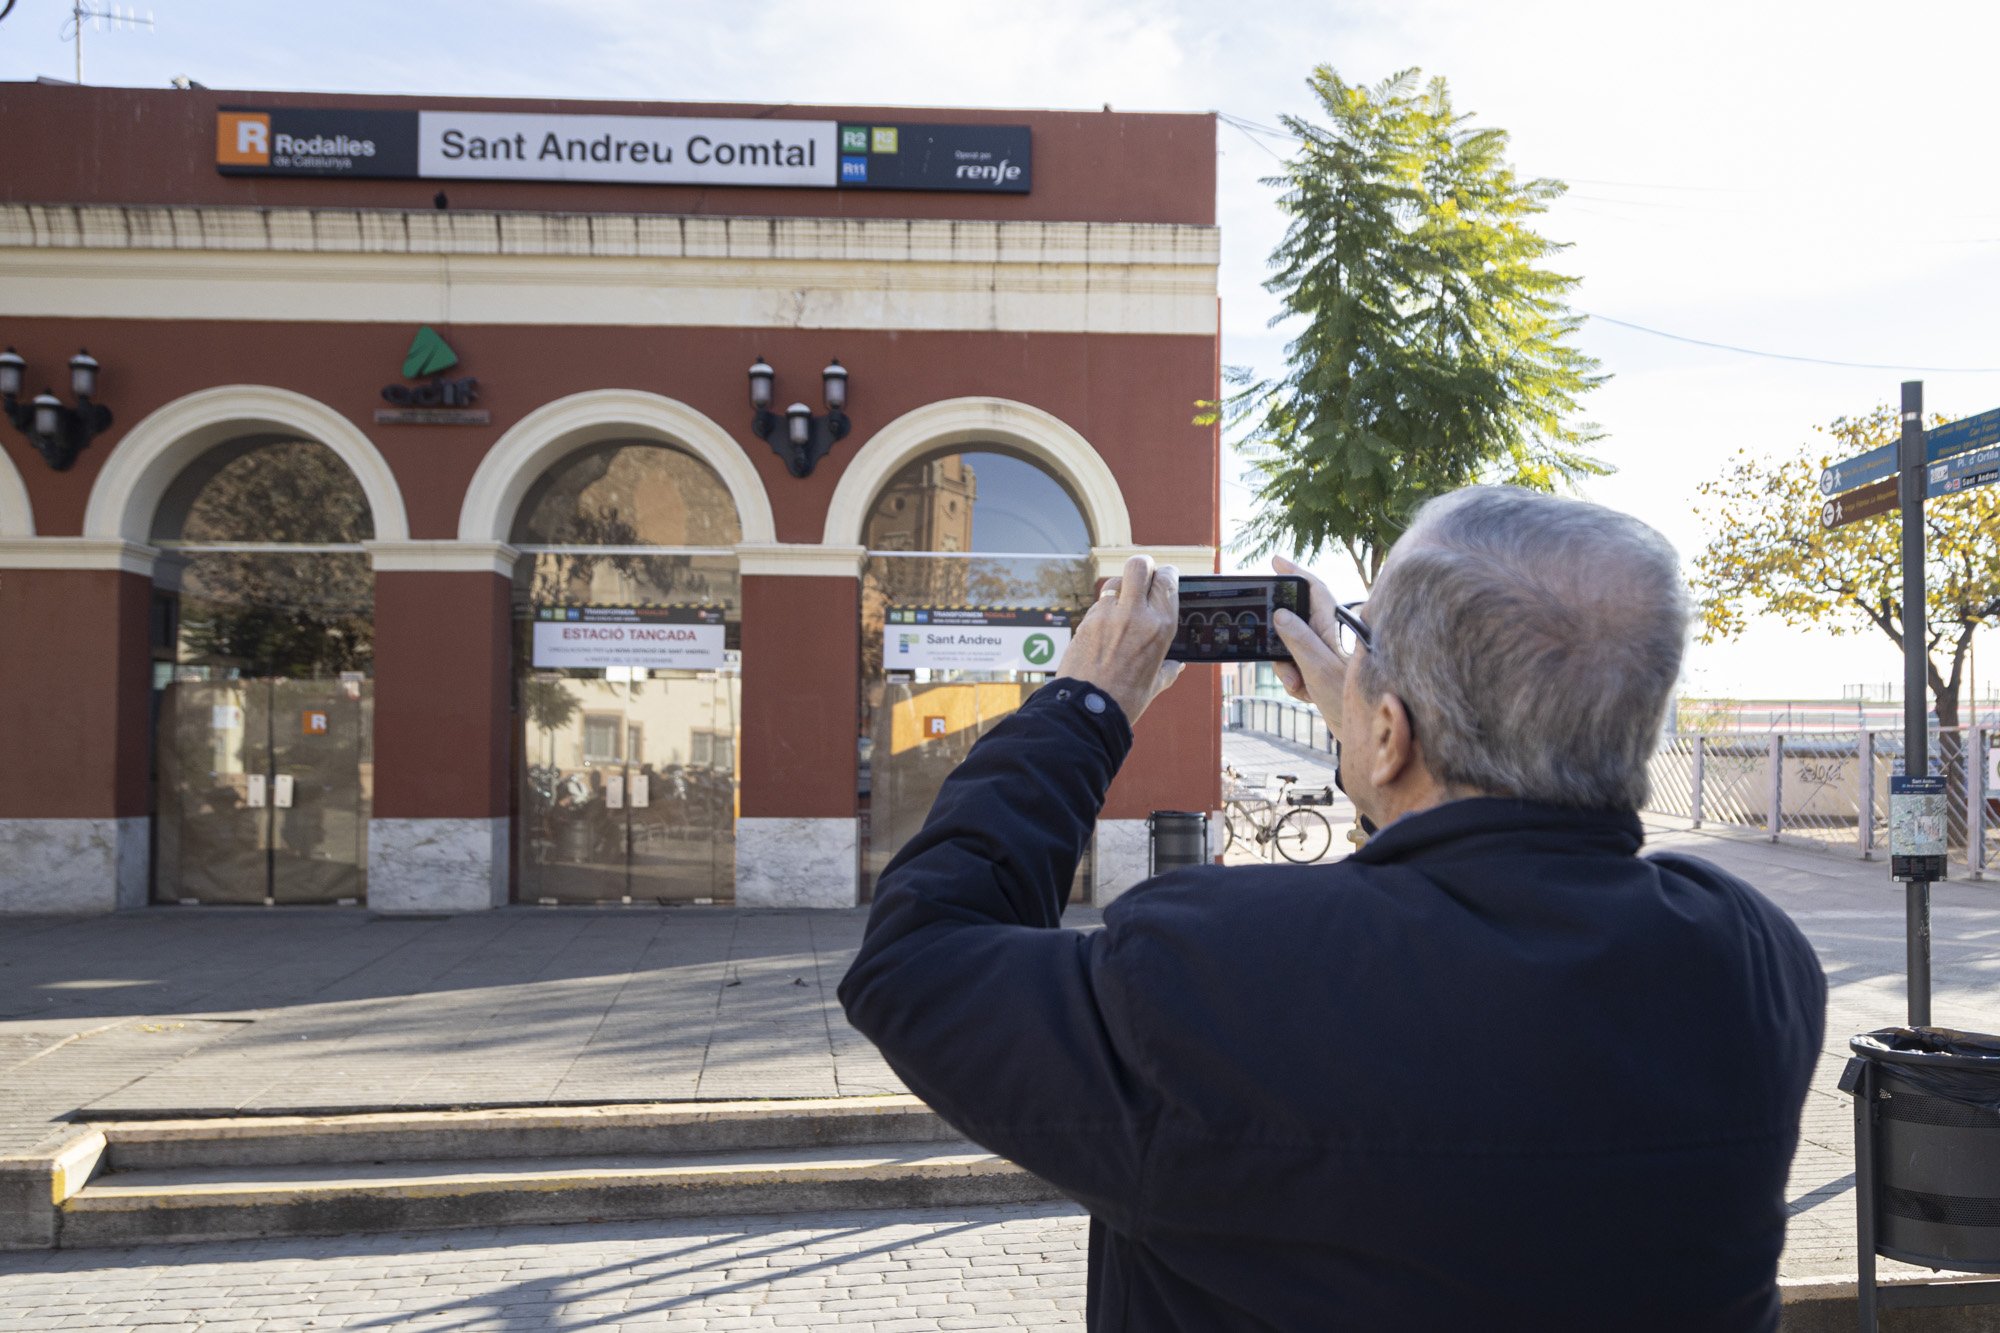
[520,667,740,904]
[155,676,372,904]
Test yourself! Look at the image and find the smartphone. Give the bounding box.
[1169,575,1309,662]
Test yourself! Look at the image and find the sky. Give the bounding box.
[7,0,2000,703]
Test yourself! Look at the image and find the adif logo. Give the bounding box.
[217,112,271,166]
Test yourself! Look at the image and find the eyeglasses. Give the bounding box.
[1332,601,1371,657]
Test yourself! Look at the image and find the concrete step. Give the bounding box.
[60,1139,1056,1248]
[26,1096,1061,1249]
[95,1095,957,1170]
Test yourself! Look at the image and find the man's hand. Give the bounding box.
[1268,555,1352,729]
[1054,554,1183,725]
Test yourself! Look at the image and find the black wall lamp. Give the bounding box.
[748,355,849,478]
[0,347,113,471]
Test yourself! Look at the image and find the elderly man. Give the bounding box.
[839,487,1826,1332]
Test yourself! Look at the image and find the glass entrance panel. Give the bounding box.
[514,550,741,904]
[270,678,371,903]
[151,547,374,905]
[156,679,271,904]
[858,448,1096,900]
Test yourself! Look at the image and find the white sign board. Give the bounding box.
[882,608,1071,673]
[418,112,836,188]
[532,607,727,671]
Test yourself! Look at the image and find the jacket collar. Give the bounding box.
[1349,797,1645,865]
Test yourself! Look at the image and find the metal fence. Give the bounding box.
[1228,696,1993,878]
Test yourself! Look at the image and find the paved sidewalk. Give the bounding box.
[1,727,1995,1285]
[0,1202,1089,1330]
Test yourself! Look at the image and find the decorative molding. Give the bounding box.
[824,397,1132,549]
[0,537,157,575]
[0,249,1218,336]
[367,541,519,577]
[0,445,31,536]
[460,389,776,546]
[1090,545,1218,579]
[734,543,865,579]
[84,384,410,544]
[0,205,1219,266]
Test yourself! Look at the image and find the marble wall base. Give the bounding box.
[1092,818,1153,907]
[367,817,508,913]
[0,818,147,912]
[737,818,858,908]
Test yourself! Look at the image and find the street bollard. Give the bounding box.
[1971,727,1988,880]
[1768,733,1783,842]
[1690,735,1704,828]
[1860,732,1876,859]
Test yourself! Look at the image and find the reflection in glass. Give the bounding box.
[513,442,742,547]
[859,449,1095,899]
[170,553,374,679]
[514,554,742,905]
[153,440,374,544]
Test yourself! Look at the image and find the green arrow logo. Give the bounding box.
[1023,633,1055,666]
[401,325,459,379]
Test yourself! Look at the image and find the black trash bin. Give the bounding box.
[1147,811,1208,877]
[1844,1027,2000,1327]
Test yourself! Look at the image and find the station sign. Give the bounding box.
[883,608,1071,672]
[532,606,726,671]
[217,107,1030,194]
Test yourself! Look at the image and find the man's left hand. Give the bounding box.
[1054,554,1183,725]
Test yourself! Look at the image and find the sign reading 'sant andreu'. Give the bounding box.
[216,107,1031,194]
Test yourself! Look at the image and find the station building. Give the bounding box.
[0,83,1221,914]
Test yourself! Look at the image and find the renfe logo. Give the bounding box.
[217,112,271,165]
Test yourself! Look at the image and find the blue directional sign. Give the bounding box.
[1922,404,2000,460]
[1819,404,2000,495]
[1930,442,2000,497]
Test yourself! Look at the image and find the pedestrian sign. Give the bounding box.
[1890,775,1947,883]
[1820,404,2000,496]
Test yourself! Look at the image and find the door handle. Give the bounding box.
[274,775,295,809]
[245,774,267,809]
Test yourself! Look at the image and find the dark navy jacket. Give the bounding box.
[838,680,1827,1332]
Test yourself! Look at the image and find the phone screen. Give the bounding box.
[1169,575,1309,662]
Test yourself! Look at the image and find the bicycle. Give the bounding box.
[1221,766,1336,863]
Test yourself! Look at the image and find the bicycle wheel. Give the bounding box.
[1273,807,1333,864]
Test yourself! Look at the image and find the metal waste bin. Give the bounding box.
[1843,1027,2000,1328]
[1148,811,1208,876]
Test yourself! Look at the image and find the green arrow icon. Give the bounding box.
[1023,633,1055,665]
[401,325,459,379]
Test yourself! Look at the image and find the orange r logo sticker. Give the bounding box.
[217,112,271,166]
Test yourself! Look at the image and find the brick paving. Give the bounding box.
[0,1202,1089,1330]
[0,727,1994,1293]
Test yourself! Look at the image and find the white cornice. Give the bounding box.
[0,538,157,574]
[0,206,1220,337]
[1091,545,1218,579]
[734,544,865,578]
[1,206,1219,267]
[365,541,520,577]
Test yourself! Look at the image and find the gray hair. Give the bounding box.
[1355,486,1687,811]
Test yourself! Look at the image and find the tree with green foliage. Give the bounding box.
[1216,66,1606,584]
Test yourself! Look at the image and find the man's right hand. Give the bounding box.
[1268,555,1352,729]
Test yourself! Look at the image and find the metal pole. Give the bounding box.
[1860,731,1875,859]
[1854,1058,1880,1333]
[1901,379,1932,1028]
[1691,735,1705,827]
[1768,733,1783,841]
[1972,726,1988,881]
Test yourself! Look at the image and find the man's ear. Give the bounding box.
[1367,692,1418,791]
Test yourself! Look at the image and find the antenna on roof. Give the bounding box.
[64,2,155,85]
